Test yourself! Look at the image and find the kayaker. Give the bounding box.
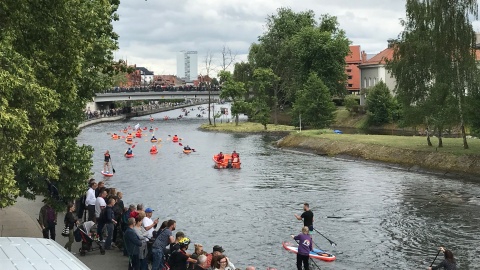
[294,203,314,234]
[173,135,179,141]
[103,150,111,173]
[428,247,456,270]
[125,148,133,155]
[291,226,312,270]
[152,135,157,140]
[184,145,191,151]
[150,145,157,152]
[217,152,224,162]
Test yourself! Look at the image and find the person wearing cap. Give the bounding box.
[143,208,159,240]
[206,245,225,267]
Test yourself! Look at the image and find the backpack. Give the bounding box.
[46,207,55,223]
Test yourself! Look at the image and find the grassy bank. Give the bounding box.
[278,131,480,177]
[200,122,296,133]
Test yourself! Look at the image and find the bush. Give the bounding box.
[366,82,394,126]
[344,95,359,112]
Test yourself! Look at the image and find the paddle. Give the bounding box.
[313,228,336,247]
[111,158,116,174]
[132,144,136,148]
[430,249,441,267]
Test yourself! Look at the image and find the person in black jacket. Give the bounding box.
[124,217,142,270]
[104,198,117,250]
[429,247,457,270]
[64,202,78,253]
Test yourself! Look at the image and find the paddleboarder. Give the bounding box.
[103,150,111,173]
[428,247,456,270]
[291,226,312,270]
[295,203,314,234]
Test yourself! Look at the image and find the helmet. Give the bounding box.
[178,237,190,247]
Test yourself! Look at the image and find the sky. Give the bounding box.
[112,0,480,76]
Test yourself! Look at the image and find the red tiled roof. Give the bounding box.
[346,45,362,64]
[359,47,394,67]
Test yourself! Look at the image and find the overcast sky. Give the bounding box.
[112,0,480,76]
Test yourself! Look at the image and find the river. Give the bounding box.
[77,104,480,270]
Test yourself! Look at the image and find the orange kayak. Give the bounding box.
[183,149,192,154]
[150,150,158,154]
[125,139,133,144]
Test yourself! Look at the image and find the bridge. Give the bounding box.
[94,90,221,102]
[87,87,221,112]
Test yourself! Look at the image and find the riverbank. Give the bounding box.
[277,131,480,178]
[199,121,296,134]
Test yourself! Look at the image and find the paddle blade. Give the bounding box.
[192,149,196,152]
[178,143,183,146]
[112,167,116,174]
[132,145,136,148]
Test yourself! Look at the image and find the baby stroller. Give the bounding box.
[74,221,105,256]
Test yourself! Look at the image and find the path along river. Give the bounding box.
[77,104,480,270]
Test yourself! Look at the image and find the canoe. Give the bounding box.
[124,153,134,158]
[125,140,133,144]
[101,171,113,177]
[213,154,241,169]
[151,139,158,143]
[150,150,158,154]
[183,149,192,154]
[135,133,142,138]
[282,242,336,262]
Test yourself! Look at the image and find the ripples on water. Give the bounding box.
[77,106,480,269]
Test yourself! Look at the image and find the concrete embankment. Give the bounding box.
[277,133,480,178]
[79,115,126,129]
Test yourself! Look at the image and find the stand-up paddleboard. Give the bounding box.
[101,171,113,177]
[282,242,336,262]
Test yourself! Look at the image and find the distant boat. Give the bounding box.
[333,130,343,134]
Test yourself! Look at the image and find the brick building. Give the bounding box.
[345,45,363,94]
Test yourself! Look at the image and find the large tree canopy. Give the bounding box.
[247,8,349,124]
[388,0,479,148]
[0,0,120,208]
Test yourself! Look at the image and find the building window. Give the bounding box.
[374,78,377,85]
[369,77,372,87]
[348,75,352,79]
[364,78,367,87]
[348,84,353,87]
[346,69,352,73]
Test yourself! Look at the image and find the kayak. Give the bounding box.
[125,139,133,144]
[183,149,192,154]
[151,139,158,143]
[112,136,119,140]
[213,154,241,169]
[150,150,158,154]
[149,129,154,132]
[124,153,134,158]
[135,133,142,138]
[282,242,336,262]
[101,171,113,177]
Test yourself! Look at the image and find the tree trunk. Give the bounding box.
[208,88,212,125]
[274,87,278,125]
[235,114,239,126]
[437,128,443,148]
[426,127,432,147]
[264,123,267,130]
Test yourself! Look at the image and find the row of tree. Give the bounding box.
[214,8,350,129]
[0,0,123,208]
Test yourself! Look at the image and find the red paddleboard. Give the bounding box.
[101,171,113,177]
[282,241,336,262]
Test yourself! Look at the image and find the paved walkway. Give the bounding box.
[0,197,129,269]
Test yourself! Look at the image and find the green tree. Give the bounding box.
[0,0,119,208]
[292,73,336,129]
[365,82,394,127]
[219,71,246,126]
[388,0,478,149]
[250,68,279,129]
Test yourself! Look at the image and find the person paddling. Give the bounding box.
[428,247,456,270]
[295,203,314,234]
[125,148,133,156]
[291,226,312,270]
[103,150,111,173]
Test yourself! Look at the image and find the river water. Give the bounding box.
[77,105,480,270]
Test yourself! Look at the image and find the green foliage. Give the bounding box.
[248,7,350,108]
[366,82,394,127]
[250,68,280,129]
[291,73,336,129]
[388,0,478,148]
[0,0,118,207]
[344,95,359,113]
[219,70,247,125]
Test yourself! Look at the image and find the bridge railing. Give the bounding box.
[101,85,222,93]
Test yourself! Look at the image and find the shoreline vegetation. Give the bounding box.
[199,121,480,178]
